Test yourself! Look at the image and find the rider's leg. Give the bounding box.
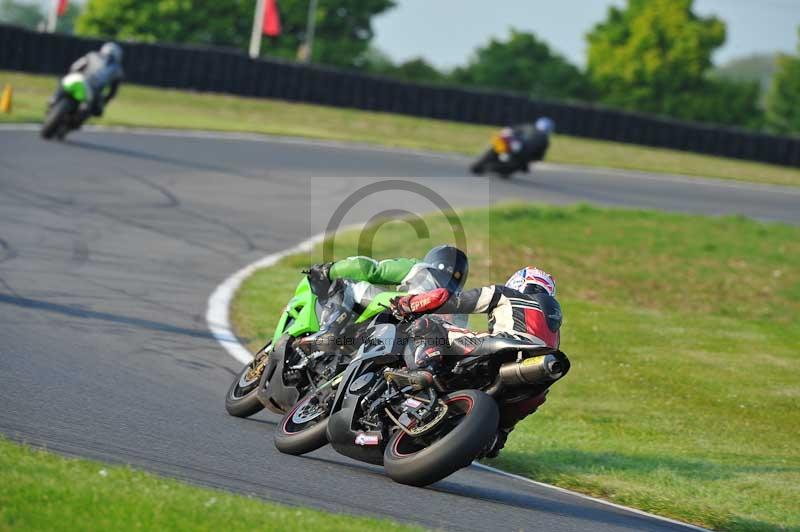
[484,391,548,458]
[408,316,482,369]
[295,280,355,355]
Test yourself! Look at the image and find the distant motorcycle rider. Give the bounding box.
[53,42,124,120]
[391,266,570,457]
[296,245,469,356]
[471,117,555,176]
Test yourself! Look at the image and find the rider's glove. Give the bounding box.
[303,262,332,294]
[303,262,332,280]
[389,295,414,321]
[390,288,450,321]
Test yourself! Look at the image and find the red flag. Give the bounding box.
[57,0,68,16]
[263,0,281,37]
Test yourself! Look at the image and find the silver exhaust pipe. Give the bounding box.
[498,354,566,388]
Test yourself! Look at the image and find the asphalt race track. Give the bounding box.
[1,127,798,531]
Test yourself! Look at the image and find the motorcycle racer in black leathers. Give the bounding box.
[471,117,555,177]
[391,266,570,457]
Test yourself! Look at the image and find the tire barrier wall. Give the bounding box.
[2,24,798,166]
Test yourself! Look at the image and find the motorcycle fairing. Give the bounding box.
[62,73,89,102]
[326,323,402,465]
[272,277,320,344]
[491,132,510,154]
[255,335,297,413]
[354,291,404,324]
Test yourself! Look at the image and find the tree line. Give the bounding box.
[2,0,798,135]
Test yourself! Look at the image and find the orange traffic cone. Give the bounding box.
[0,85,12,114]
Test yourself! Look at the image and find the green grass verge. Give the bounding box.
[0,436,418,531]
[1,70,798,187]
[231,205,800,532]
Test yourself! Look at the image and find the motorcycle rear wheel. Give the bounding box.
[41,98,72,140]
[383,389,499,487]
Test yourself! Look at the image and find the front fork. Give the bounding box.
[245,343,272,382]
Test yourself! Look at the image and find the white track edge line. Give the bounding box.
[205,230,712,532]
[471,463,711,531]
[205,234,324,365]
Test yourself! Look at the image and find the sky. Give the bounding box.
[372,0,800,69]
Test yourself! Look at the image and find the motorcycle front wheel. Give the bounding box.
[225,343,274,418]
[383,389,499,487]
[470,149,496,176]
[41,98,73,140]
[274,392,331,455]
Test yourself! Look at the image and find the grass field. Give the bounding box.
[231,205,800,532]
[0,437,418,531]
[1,70,799,187]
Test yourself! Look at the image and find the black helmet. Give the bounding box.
[422,245,469,293]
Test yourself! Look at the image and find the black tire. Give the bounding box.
[383,390,499,487]
[55,123,70,141]
[274,393,330,456]
[496,162,517,178]
[470,150,495,176]
[225,344,273,418]
[41,98,71,140]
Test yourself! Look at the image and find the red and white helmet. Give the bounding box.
[505,267,556,296]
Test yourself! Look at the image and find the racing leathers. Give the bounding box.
[507,123,550,166]
[393,284,570,456]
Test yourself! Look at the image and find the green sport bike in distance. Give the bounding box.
[41,73,91,140]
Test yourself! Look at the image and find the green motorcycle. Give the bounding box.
[225,275,403,419]
[41,73,90,140]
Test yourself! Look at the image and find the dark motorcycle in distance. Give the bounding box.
[471,121,552,178]
[41,73,90,140]
[273,316,566,486]
[470,132,529,178]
